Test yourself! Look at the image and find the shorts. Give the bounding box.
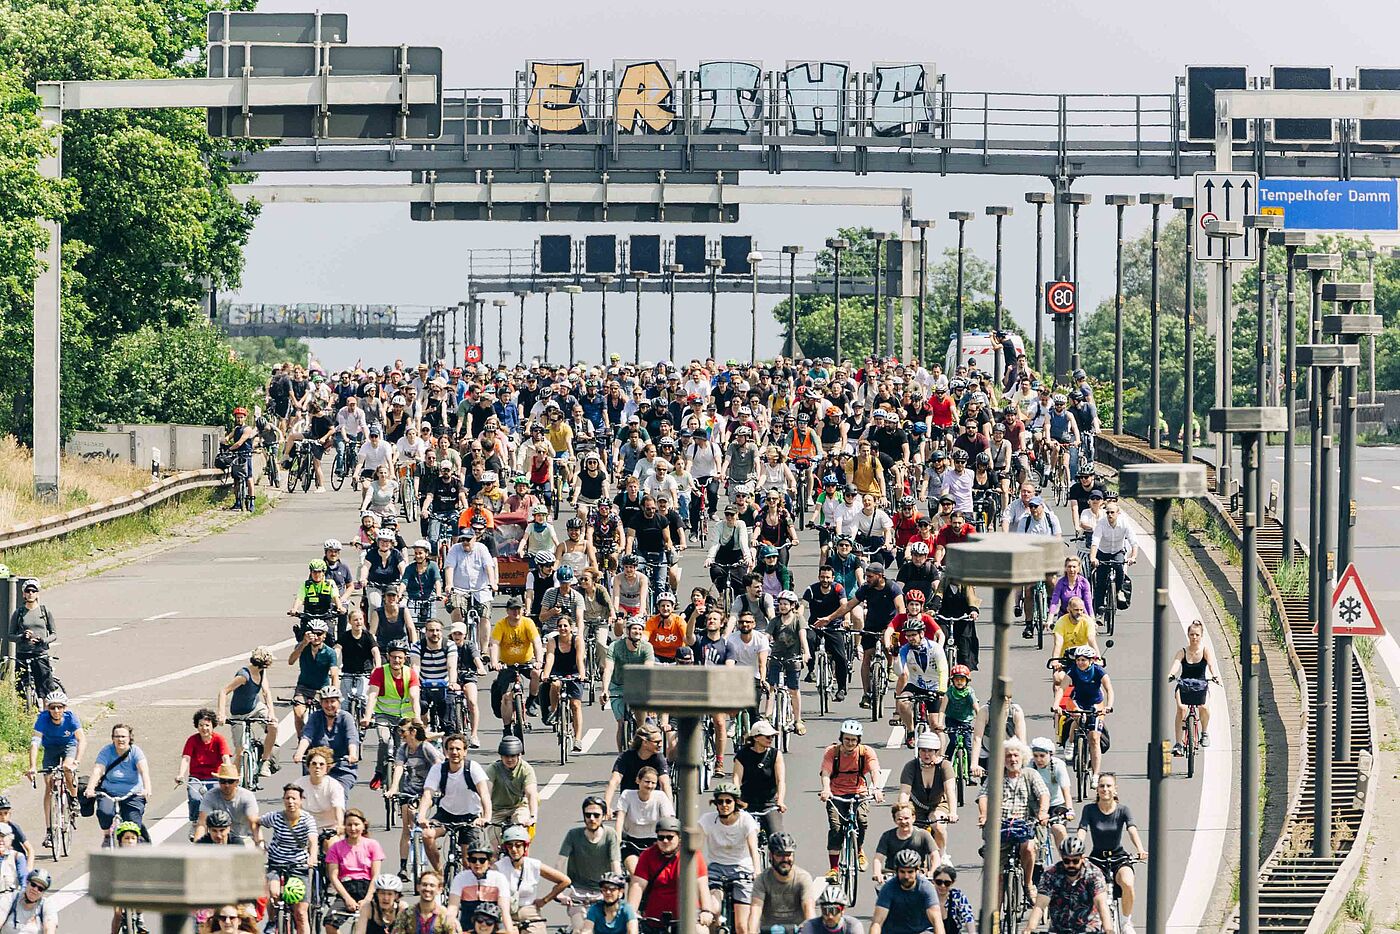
[266,866,310,885]
[860,630,886,652]
[433,806,478,828]
[766,657,801,690]
[40,744,76,771]
[330,878,371,914]
[621,834,655,859]
[609,692,629,722]
[707,864,754,904]
[292,686,323,706]
[1049,804,1071,820]
[554,678,583,700]
[619,604,643,617]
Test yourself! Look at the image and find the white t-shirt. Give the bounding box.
[846,508,893,540]
[643,474,680,505]
[617,788,674,838]
[423,759,491,816]
[294,776,345,829]
[495,855,544,905]
[359,438,394,472]
[396,436,428,462]
[686,441,722,479]
[445,541,495,595]
[699,810,759,868]
[725,631,771,669]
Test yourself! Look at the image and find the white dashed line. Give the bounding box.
[88,627,121,637]
[142,610,178,621]
[885,725,903,749]
[539,773,568,800]
[1362,476,1381,484]
[69,638,296,705]
[577,728,603,754]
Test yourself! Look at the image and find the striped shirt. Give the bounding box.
[412,641,452,683]
[260,810,318,868]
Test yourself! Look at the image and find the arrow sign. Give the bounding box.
[1316,563,1385,637]
[1193,171,1258,263]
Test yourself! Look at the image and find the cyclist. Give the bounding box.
[868,849,943,934]
[699,782,759,934]
[976,740,1047,906]
[625,495,677,601]
[1068,389,1099,476]
[260,784,318,934]
[705,504,753,598]
[325,808,385,928]
[488,736,539,833]
[627,815,716,934]
[803,565,852,703]
[730,720,785,838]
[556,520,597,582]
[413,620,461,734]
[289,559,343,644]
[417,734,491,874]
[401,870,456,934]
[489,597,544,742]
[225,406,257,511]
[1076,773,1145,934]
[894,619,945,748]
[643,592,688,665]
[816,562,905,711]
[931,509,972,569]
[445,526,497,650]
[8,579,57,699]
[360,529,408,615]
[896,732,957,865]
[543,616,586,750]
[85,722,150,849]
[614,767,673,873]
[600,619,656,753]
[1023,836,1112,934]
[817,720,884,879]
[751,832,815,934]
[1066,468,1104,524]
[217,646,279,779]
[447,837,513,931]
[1088,502,1137,616]
[2,869,54,934]
[799,885,862,934]
[194,762,260,844]
[766,592,808,736]
[579,871,635,934]
[1063,645,1114,783]
[605,725,672,816]
[871,801,937,886]
[613,554,650,621]
[557,797,622,933]
[1169,620,1220,755]
[360,874,406,934]
[1029,737,1074,852]
[26,691,83,847]
[288,619,340,737]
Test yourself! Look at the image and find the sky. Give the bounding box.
[230,0,1400,369]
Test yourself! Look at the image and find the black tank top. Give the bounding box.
[1180,653,1207,680]
[550,633,581,677]
[580,470,606,500]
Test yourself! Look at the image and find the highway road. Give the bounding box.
[27,481,1227,931]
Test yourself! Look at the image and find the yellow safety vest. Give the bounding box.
[374,664,414,719]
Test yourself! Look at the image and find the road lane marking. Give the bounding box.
[539,773,568,800]
[89,627,121,637]
[52,710,297,915]
[212,556,260,563]
[69,638,296,705]
[142,611,178,621]
[884,725,903,749]
[1362,476,1381,484]
[876,768,891,788]
[577,728,603,754]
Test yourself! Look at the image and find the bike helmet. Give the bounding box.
[818,885,848,907]
[555,566,575,583]
[203,811,231,829]
[513,475,529,486]
[904,589,926,604]
[901,618,925,634]
[531,550,556,566]
[1069,389,1084,402]
[909,541,930,556]
[498,736,524,757]
[567,517,585,530]
[838,719,864,738]
[473,904,503,923]
[386,639,410,654]
[281,876,308,904]
[1052,393,1068,405]
[757,544,779,559]
[412,539,431,551]
[599,871,629,890]
[950,664,971,680]
[835,534,854,545]
[821,473,842,488]
[975,451,992,467]
[911,422,928,435]
[304,619,329,635]
[1072,368,1087,381]
[915,732,941,751]
[43,691,67,707]
[323,539,342,551]
[952,449,969,462]
[621,554,640,567]
[502,825,531,844]
[466,836,494,856]
[374,873,404,893]
[711,781,742,802]
[532,504,549,516]
[114,820,143,839]
[893,848,923,869]
[777,590,798,604]
[1060,836,1088,859]
[25,869,50,891]
[655,591,676,605]
[1073,645,1098,659]
[768,832,797,854]
[898,495,916,509]
[375,528,396,541]
[308,559,328,572]
[1030,737,1056,755]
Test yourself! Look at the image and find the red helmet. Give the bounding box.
[905,590,926,604]
[950,665,972,679]
[232,407,248,417]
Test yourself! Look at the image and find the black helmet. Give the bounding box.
[975,451,991,467]
[582,795,607,814]
[767,832,797,854]
[473,904,502,923]
[567,517,585,530]
[893,849,923,869]
[1072,368,1087,381]
[952,449,969,462]
[498,736,524,757]
[1061,836,1088,858]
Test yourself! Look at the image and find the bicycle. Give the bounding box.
[427,511,459,566]
[1033,811,1071,888]
[115,906,148,934]
[792,459,813,530]
[1091,852,1142,934]
[768,661,798,752]
[1063,706,1112,802]
[35,765,75,860]
[972,491,1001,533]
[935,613,972,673]
[499,663,535,745]
[1026,579,1049,650]
[708,561,747,611]
[999,817,1036,931]
[639,552,670,613]
[946,722,974,808]
[550,674,582,765]
[749,805,777,871]
[1172,676,1217,780]
[8,654,51,712]
[267,864,314,934]
[430,815,479,887]
[227,715,277,791]
[711,868,755,934]
[261,438,281,488]
[895,686,943,744]
[811,630,837,717]
[867,646,891,723]
[397,462,419,522]
[1094,556,1127,638]
[420,678,457,736]
[583,619,609,707]
[329,437,361,491]
[699,716,717,792]
[827,793,870,906]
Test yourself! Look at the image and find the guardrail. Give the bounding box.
[1095,432,1374,934]
[0,469,229,551]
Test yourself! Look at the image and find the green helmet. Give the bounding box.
[711,781,742,803]
[282,876,307,904]
[114,821,142,840]
[308,559,328,572]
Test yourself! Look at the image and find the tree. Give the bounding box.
[229,335,311,371]
[96,322,264,426]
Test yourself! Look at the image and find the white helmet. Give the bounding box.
[323,539,342,551]
[43,691,68,707]
[838,719,863,738]
[910,541,930,556]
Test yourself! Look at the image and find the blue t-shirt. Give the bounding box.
[873,875,939,934]
[33,710,80,749]
[1066,663,1108,708]
[95,744,146,796]
[297,645,339,691]
[586,901,638,934]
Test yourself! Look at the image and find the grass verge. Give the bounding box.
[0,435,153,529]
[0,687,31,791]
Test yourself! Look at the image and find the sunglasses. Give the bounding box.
[584,812,604,820]
[27,882,46,892]
[656,833,678,842]
[933,879,953,887]
[1061,857,1083,867]
[467,856,490,863]
[218,915,240,922]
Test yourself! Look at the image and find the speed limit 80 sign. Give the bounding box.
[1045,280,1076,316]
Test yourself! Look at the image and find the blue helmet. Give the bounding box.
[555,565,575,583]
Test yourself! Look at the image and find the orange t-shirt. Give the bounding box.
[644,613,688,660]
[820,744,880,796]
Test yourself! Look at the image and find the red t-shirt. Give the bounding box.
[933,522,972,552]
[927,396,957,429]
[887,612,942,648]
[183,733,232,781]
[892,511,924,548]
[368,665,420,695]
[634,846,708,918]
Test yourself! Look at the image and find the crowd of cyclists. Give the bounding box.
[2,344,1225,934]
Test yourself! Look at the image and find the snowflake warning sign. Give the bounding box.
[1319,564,1385,638]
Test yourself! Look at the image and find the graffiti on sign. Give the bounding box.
[870,62,936,136]
[698,61,762,133]
[525,60,588,134]
[614,60,677,135]
[784,61,849,135]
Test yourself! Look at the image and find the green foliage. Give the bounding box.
[230,335,311,371]
[96,323,264,425]
[0,0,260,441]
[771,226,1020,365]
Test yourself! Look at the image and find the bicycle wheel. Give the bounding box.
[301,458,314,492]
[330,452,345,491]
[59,789,73,857]
[284,456,299,493]
[841,828,860,905]
[871,660,886,723]
[1075,734,1091,802]
[241,741,259,792]
[1034,586,1047,651]
[1185,711,1198,780]
[558,698,570,766]
[1002,859,1024,930]
[701,724,715,791]
[777,691,791,753]
[403,477,418,521]
[953,745,967,808]
[1102,579,1118,637]
[816,652,831,716]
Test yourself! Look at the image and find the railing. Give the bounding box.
[0,469,229,551]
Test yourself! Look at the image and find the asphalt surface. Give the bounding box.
[31,479,1216,930]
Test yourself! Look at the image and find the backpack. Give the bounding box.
[435,758,487,804]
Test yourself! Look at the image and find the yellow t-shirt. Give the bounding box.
[547,421,573,455]
[1053,614,1093,654]
[492,616,540,665]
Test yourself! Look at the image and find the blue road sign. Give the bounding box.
[1257,179,1398,230]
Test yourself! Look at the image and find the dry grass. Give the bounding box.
[0,435,152,529]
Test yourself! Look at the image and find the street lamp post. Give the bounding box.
[827,238,849,363]
[1347,249,1379,402]
[871,232,888,359]
[542,287,556,363]
[944,536,1059,934]
[913,220,932,364]
[491,298,508,362]
[1061,192,1092,371]
[1105,195,1135,435]
[1207,406,1288,934]
[987,206,1012,386]
[1141,194,1169,448]
[1174,197,1197,462]
[1204,219,1245,498]
[1244,215,1282,529]
[597,275,615,362]
[1026,192,1052,375]
[1296,253,1342,613]
[514,290,530,364]
[1322,288,1382,759]
[633,270,649,365]
[563,285,582,366]
[1120,463,1209,934]
[1271,231,1306,558]
[666,264,683,362]
[706,258,723,360]
[948,213,974,369]
[782,246,803,359]
[747,251,763,362]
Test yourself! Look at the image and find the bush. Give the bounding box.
[95,322,264,426]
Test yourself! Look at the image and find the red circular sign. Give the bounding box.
[465,345,483,364]
[1046,281,1076,315]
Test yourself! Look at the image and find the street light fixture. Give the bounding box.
[912,220,933,364]
[563,285,583,366]
[1203,219,1245,496]
[826,238,849,363]
[1104,195,1135,434]
[871,232,889,359]
[1141,194,1169,448]
[666,263,683,362]
[1025,192,1053,374]
[948,213,974,369]
[1119,463,1209,934]
[986,206,1013,386]
[596,275,615,362]
[1347,249,1380,402]
[747,251,763,362]
[1061,191,1092,370]
[491,298,509,362]
[706,258,723,360]
[782,246,803,359]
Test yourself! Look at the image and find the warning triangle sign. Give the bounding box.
[1321,564,1385,638]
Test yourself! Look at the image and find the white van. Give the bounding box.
[944,329,1024,375]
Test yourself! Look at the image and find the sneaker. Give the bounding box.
[1022,625,1035,639]
[1123,921,1137,934]
[314,486,326,494]
[1172,743,1185,757]
[795,720,807,737]
[258,760,272,778]
[888,715,901,726]
[714,756,726,774]
[1061,742,1074,759]
[1200,732,1210,748]
[269,758,281,774]
[825,868,841,882]
[859,695,872,709]
[1014,602,1023,619]
[572,743,583,753]
[526,700,540,717]
[469,737,481,749]
[858,850,868,871]
[904,730,915,748]
[834,689,848,703]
